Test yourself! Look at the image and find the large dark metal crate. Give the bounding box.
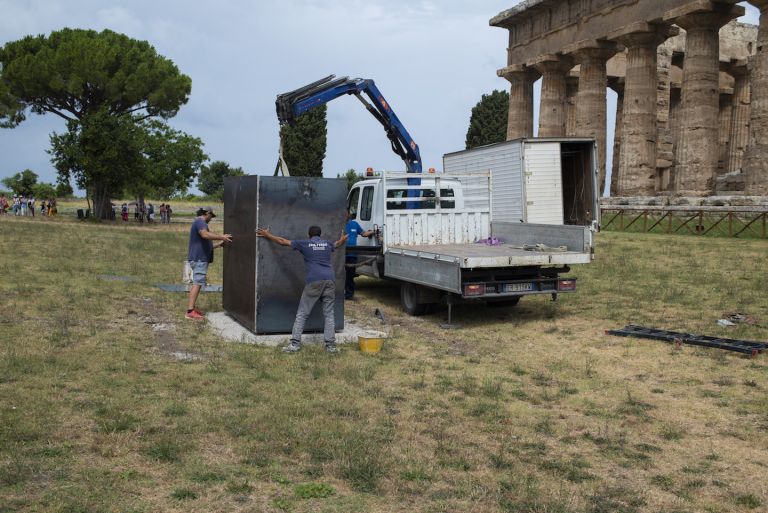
[223,176,347,334]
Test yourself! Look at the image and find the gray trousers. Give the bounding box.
[291,280,336,344]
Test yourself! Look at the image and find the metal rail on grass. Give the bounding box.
[607,325,768,356]
[600,206,768,238]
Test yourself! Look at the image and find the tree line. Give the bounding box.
[1,169,72,199]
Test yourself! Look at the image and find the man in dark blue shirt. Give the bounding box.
[344,210,373,300]
[186,207,232,320]
[257,225,347,353]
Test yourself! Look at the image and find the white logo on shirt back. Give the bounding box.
[309,242,328,251]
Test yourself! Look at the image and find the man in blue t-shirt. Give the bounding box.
[186,206,232,320]
[257,225,348,353]
[344,210,373,300]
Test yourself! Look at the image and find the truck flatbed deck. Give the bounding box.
[387,243,591,268]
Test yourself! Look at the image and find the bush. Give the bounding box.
[33,182,57,199]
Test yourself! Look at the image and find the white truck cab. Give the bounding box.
[346,173,466,248]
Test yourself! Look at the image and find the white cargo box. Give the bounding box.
[443,138,599,227]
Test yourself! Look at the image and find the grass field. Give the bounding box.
[1,215,767,513]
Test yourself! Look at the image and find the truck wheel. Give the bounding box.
[487,297,521,308]
[400,282,429,316]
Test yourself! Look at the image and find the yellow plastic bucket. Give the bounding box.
[358,331,387,353]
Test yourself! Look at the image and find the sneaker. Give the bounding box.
[185,310,204,320]
[282,341,301,353]
[325,342,339,353]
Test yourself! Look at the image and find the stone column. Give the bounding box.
[727,61,750,173]
[664,3,743,195]
[608,77,624,197]
[667,87,682,191]
[531,54,574,137]
[498,65,540,140]
[565,76,579,136]
[656,44,675,191]
[566,41,622,193]
[718,91,734,176]
[744,0,768,194]
[609,23,674,196]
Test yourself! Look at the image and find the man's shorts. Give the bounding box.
[188,261,209,286]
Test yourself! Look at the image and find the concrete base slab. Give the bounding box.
[206,311,383,347]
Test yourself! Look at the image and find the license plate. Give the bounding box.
[506,282,533,292]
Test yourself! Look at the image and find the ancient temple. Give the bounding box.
[491,0,768,197]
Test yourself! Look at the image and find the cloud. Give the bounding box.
[95,6,145,36]
[740,2,759,24]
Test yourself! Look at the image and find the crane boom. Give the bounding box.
[275,75,423,175]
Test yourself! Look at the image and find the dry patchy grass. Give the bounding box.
[0,216,766,513]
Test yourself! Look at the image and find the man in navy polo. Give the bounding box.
[257,225,347,353]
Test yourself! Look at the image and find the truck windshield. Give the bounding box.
[386,188,455,210]
[348,187,361,217]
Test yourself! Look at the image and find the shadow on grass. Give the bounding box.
[356,277,577,328]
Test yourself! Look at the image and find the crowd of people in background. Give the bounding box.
[159,204,173,224]
[0,194,57,217]
[121,202,173,224]
[1,193,180,224]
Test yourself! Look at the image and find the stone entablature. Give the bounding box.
[492,0,741,66]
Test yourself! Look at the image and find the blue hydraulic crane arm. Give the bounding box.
[276,75,423,173]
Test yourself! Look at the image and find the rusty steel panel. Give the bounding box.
[223,176,347,334]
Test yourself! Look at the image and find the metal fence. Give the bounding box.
[600,205,768,238]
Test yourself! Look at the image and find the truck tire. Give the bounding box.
[400,282,429,316]
[487,297,521,308]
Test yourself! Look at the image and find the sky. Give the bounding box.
[0,1,760,196]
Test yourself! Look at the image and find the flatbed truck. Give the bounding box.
[347,137,599,315]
